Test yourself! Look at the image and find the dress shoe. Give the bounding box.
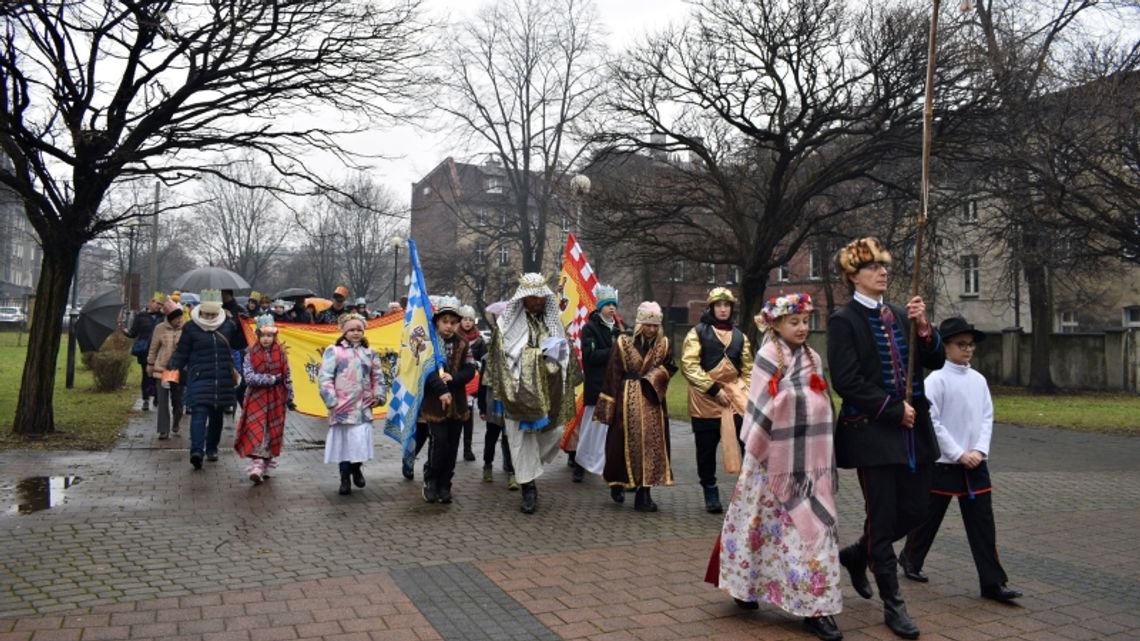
[157,432,169,440]
[702,485,722,513]
[981,585,1023,602]
[189,451,203,470]
[206,451,219,462]
[634,487,658,512]
[802,615,844,641]
[733,598,759,610]
[839,545,873,599]
[463,449,476,462]
[900,558,928,583]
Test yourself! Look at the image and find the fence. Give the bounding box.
[667,323,1140,393]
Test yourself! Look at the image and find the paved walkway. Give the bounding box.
[1,408,1138,640]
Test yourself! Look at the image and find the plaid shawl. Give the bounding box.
[234,343,289,458]
[741,337,838,548]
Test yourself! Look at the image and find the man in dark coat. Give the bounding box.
[827,237,944,640]
[124,294,165,410]
[575,285,624,485]
[167,289,248,470]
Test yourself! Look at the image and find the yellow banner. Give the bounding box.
[241,314,403,418]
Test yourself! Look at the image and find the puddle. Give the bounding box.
[7,476,82,514]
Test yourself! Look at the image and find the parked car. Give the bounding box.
[0,306,27,329]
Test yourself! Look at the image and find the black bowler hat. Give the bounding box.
[938,317,986,343]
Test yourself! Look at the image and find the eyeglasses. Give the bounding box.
[859,261,890,272]
[949,342,976,350]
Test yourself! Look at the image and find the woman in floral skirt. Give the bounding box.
[704,293,843,641]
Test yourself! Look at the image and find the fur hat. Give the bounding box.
[635,301,663,325]
[707,287,736,305]
[458,304,478,321]
[595,284,619,311]
[199,289,223,315]
[161,300,181,317]
[338,312,366,331]
[432,295,462,321]
[755,292,814,331]
[835,237,892,275]
[255,314,277,335]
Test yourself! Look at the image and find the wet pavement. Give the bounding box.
[1,407,1139,640]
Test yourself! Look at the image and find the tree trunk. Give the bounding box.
[13,243,82,436]
[1023,261,1057,394]
[740,270,769,344]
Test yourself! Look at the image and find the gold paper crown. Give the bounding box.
[152,291,166,303]
[199,289,222,304]
[518,273,548,289]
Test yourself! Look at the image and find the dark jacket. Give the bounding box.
[581,311,624,405]
[420,334,477,423]
[827,300,945,469]
[316,304,350,325]
[283,306,312,324]
[126,310,163,365]
[222,298,243,321]
[166,318,245,408]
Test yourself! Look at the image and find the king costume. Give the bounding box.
[485,273,581,514]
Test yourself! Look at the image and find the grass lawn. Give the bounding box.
[0,330,140,451]
[664,374,1140,435]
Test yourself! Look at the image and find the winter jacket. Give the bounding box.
[420,334,477,423]
[166,318,244,408]
[318,340,386,427]
[126,310,162,365]
[580,311,624,405]
[146,320,183,379]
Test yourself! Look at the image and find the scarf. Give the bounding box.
[459,326,481,343]
[191,305,225,332]
[699,309,734,332]
[741,337,838,549]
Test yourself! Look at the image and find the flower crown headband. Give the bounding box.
[754,292,815,332]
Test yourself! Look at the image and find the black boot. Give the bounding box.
[875,573,920,639]
[338,462,352,496]
[350,462,366,488]
[839,544,873,599]
[422,478,438,503]
[437,484,453,504]
[610,486,625,504]
[802,615,843,641]
[571,463,585,483]
[520,482,537,514]
[702,485,722,514]
[634,487,658,512]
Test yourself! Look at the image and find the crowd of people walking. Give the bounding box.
[132,239,1021,641]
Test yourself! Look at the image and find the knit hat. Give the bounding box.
[161,300,181,317]
[199,289,223,315]
[595,284,619,311]
[338,312,366,331]
[255,314,278,335]
[634,301,663,325]
[270,299,287,311]
[835,237,892,275]
[458,304,478,321]
[433,295,462,322]
[333,285,349,300]
[706,287,736,305]
[755,292,815,332]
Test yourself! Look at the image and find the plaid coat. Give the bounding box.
[234,342,293,458]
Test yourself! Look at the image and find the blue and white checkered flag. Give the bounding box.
[383,239,445,462]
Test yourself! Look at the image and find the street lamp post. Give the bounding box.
[389,236,403,302]
[125,220,139,310]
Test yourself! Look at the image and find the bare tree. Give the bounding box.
[190,156,288,288]
[433,0,608,273]
[334,175,405,302]
[0,0,429,436]
[592,0,975,328]
[295,198,345,298]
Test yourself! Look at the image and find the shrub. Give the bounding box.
[89,350,133,392]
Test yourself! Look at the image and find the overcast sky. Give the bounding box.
[346,0,692,208]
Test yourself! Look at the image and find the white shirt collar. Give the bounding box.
[853,291,883,310]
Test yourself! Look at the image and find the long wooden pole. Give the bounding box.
[906,0,942,398]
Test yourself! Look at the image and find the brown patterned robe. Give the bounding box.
[596,334,677,488]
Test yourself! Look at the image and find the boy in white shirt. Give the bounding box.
[900,317,1022,602]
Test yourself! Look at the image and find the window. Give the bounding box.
[669,259,684,282]
[475,208,488,227]
[485,176,505,194]
[777,264,790,282]
[1124,307,1140,327]
[1058,311,1079,333]
[666,307,689,324]
[961,255,979,296]
[474,245,486,265]
[500,210,510,228]
[809,309,821,331]
[809,249,821,280]
[498,246,509,267]
[702,262,716,283]
[421,185,432,196]
[963,199,979,224]
[726,265,739,285]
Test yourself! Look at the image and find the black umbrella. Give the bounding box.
[273,287,316,300]
[75,288,123,353]
[172,266,251,292]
